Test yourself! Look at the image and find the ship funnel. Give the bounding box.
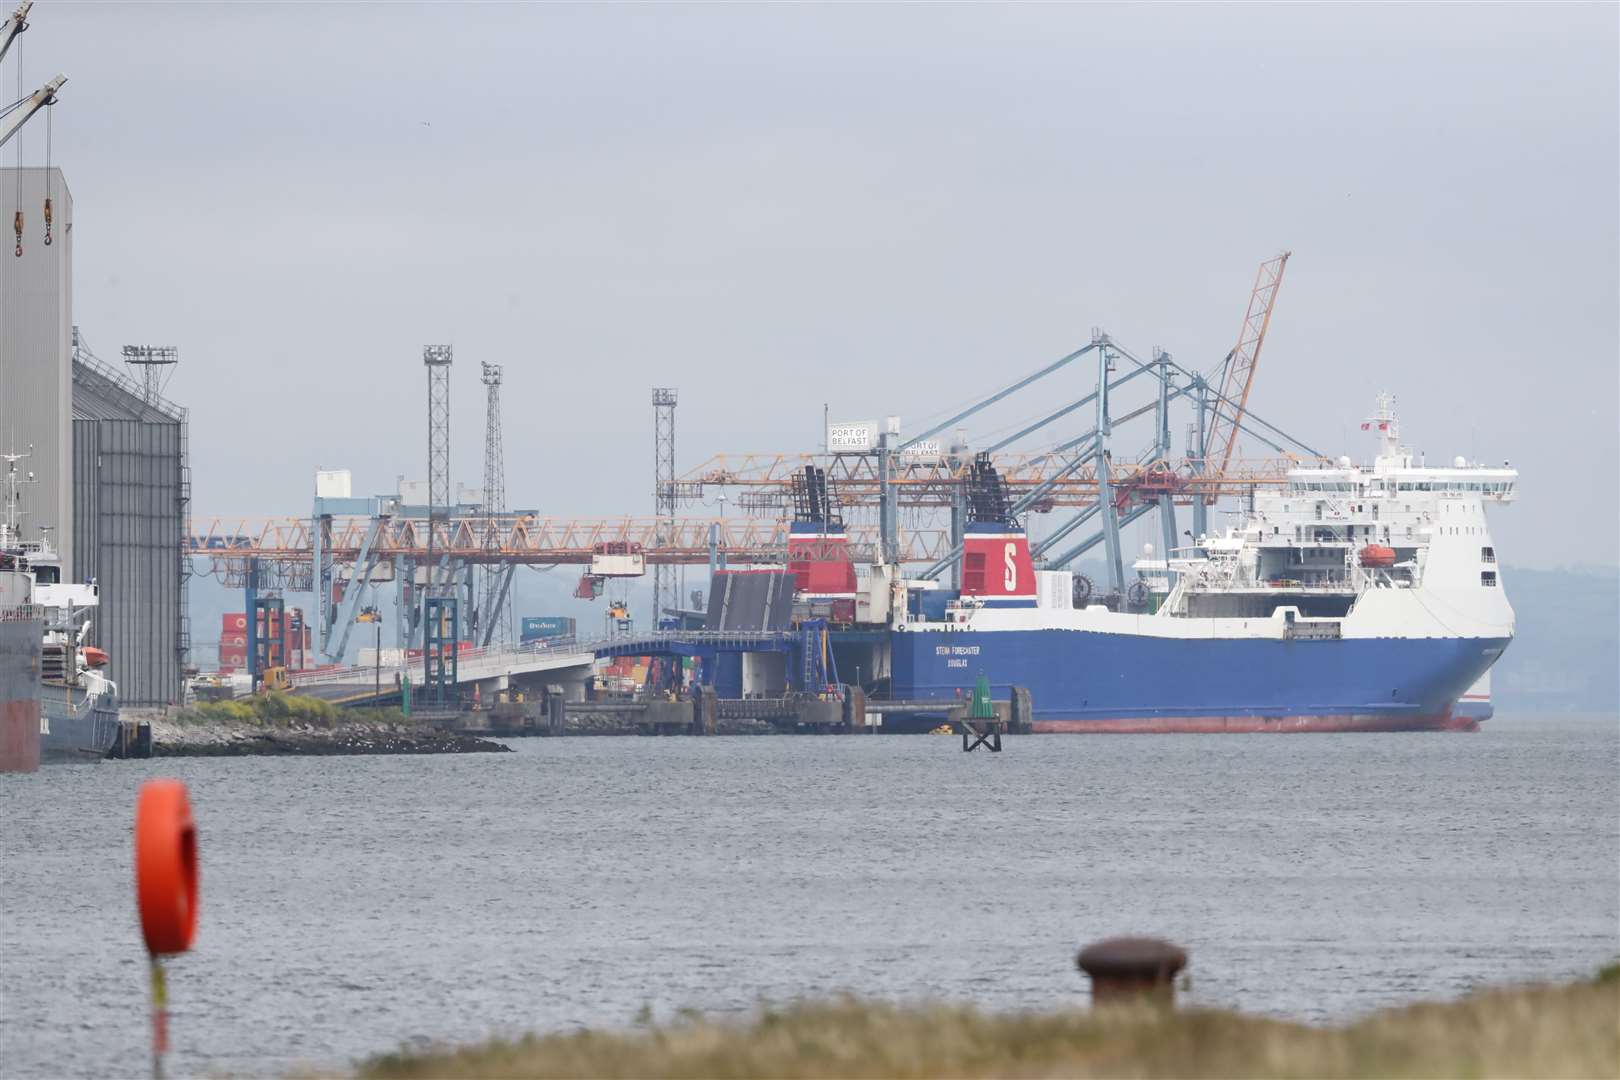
[959,453,1034,600]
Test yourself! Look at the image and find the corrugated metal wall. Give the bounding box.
[71,421,98,586]
[71,418,182,705]
[0,167,74,572]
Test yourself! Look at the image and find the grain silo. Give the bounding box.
[69,336,189,707]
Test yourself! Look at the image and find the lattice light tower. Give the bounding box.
[479,361,510,644]
[421,344,455,697]
[424,346,454,516]
[120,345,179,405]
[652,387,678,626]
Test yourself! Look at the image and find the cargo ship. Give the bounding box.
[866,398,1516,732]
[1,448,120,761]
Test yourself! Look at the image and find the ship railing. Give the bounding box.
[1349,562,1421,592]
[1186,580,1358,595]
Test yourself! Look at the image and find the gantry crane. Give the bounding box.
[188,507,956,661]
[668,254,1315,595]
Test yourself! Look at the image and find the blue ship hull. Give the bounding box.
[888,628,1509,732]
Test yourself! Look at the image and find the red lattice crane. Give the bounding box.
[1204,251,1290,479]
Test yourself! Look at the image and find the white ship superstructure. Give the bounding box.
[1153,396,1513,598]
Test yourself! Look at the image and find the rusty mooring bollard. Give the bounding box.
[1076,937,1187,1005]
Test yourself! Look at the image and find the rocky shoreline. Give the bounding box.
[149,717,511,757]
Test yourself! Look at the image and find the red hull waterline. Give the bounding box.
[0,698,42,772]
[1031,712,1480,734]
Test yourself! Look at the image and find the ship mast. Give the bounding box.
[0,443,35,550]
[1363,393,1405,465]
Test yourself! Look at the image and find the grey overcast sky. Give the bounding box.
[14,1,1618,570]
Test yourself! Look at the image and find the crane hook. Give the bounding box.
[13,211,22,257]
[42,197,52,246]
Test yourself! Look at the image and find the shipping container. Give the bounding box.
[520,616,576,642]
[357,647,407,668]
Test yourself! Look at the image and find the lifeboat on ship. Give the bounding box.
[1358,544,1397,568]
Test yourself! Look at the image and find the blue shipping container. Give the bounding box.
[521,616,576,642]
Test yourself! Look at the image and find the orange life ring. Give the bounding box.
[134,780,198,955]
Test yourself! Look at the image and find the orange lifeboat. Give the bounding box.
[1358,544,1397,569]
[83,646,110,668]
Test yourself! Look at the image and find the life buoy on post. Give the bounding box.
[135,779,198,1079]
[135,780,198,955]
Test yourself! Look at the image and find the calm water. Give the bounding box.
[2,714,1616,1078]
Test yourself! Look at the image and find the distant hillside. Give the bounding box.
[1494,565,1619,713]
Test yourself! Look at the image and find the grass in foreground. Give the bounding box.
[359,968,1619,1080]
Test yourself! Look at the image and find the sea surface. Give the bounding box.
[2,713,1617,1078]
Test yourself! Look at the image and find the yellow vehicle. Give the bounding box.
[260,666,292,692]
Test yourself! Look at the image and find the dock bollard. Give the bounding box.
[135,780,199,1079]
[1076,937,1187,1005]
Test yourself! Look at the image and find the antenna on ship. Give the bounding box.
[0,439,36,547]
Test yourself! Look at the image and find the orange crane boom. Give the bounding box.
[1205,251,1290,479]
